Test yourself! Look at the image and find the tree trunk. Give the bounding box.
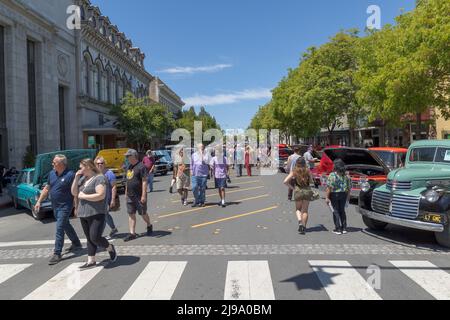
[416,113,422,141]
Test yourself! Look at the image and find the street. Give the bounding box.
[0,171,449,300]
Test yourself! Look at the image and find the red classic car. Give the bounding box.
[312,147,407,198]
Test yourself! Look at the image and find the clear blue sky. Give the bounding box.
[93,0,416,130]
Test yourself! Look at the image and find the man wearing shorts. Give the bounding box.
[173,148,190,206]
[124,149,153,242]
[211,148,229,208]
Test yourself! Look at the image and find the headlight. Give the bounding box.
[425,189,442,203]
[361,182,371,193]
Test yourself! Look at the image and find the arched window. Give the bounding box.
[116,74,123,103]
[82,56,90,95]
[106,68,112,103]
[92,66,98,99]
[97,63,103,101]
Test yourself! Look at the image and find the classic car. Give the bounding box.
[278,144,294,173]
[358,140,450,247]
[97,148,129,190]
[369,147,408,170]
[154,150,174,171]
[153,154,170,176]
[7,149,96,220]
[315,147,392,198]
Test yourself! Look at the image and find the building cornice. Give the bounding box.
[3,0,57,33]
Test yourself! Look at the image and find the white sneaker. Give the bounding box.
[342,229,348,234]
[333,229,342,235]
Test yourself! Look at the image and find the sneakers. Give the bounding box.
[48,254,62,265]
[124,233,138,242]
[298,224,306,235]
[79,262,97,270]
[108,244,118,262]
[109,228,119,238]
[342,229,348,235]
[64,243,83,253]
[147,225,153,236]
[183,200,188,206]
[333,229,342,235]
[169,186,173,194]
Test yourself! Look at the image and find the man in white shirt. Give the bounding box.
[304,145,317,170]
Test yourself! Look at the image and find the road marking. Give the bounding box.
[390,260,450,300]
[172,186,265,203]
[160,194,269,219]
[191,206,278,229]
[309,260,382,300]
[23,263,103,300]
[0,264,32,285]
[224,261,275,300]
[122,261,187,300]
[229,180,261,186]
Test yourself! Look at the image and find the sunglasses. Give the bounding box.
[96,162,105,165]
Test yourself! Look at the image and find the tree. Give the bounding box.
[175,106,222,138]
[111,92,175,151]
[356,0,450,139]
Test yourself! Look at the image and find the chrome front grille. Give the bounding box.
[352,181,360,189]
[372,190,420,220]
[372,190,391,215]
[386,180,412,191]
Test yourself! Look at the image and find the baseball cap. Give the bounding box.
[124,149,138,157]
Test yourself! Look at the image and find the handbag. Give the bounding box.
[109,194,121,212]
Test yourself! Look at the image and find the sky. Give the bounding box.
[93,0,416,130]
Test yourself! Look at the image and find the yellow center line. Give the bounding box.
[170,186,265,203]
[191,206,279,229]
[159,194,270,219]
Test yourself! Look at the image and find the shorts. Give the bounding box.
[127,197,148,215]
[176,174,190,190]
[215,178,227,189]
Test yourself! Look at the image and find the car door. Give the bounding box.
[16,172,30,207]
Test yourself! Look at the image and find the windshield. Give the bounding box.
[373,151,395,169]
[409,147,450,164]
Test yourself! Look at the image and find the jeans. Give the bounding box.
[147,173,154,192]
[54,207,81,256]
[80,214,110,257]
[192,176,207,205]
[235,164,243,177]
[330,192,348,230]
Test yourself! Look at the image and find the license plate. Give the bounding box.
[423,214,443,224]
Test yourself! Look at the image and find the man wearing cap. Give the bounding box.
[304,145,318,170]
[124,149,153,242]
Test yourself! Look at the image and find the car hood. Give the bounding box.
[97,149,129,171]
[388,164,450,182]
[34,149,97,186]
[324,148,389,173]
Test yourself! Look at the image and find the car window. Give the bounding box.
[435,148,450,163]
[374,151,394,169]
[17,172,27,184]
[28,171,35,184]
[409,147,436,162]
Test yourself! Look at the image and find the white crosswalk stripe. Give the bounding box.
[309,260,382,300]
[224,261,275,300]
[23,263,103,300]
[0,264,32,285]
[390,260,450,300]
[2,259,450,300]
[122,261,187,300]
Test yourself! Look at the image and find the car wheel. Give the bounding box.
[435,222,450,248]
[163,171,168,176]
[362,215,388,230]
[27,199,44,220]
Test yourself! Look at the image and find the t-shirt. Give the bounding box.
[48,169,75,210]
[126,162,148,201]
[104,170,116,205]
[304,151,315,169]
[211,156,228,179]
[77,175,108,218]
[289,154,301,173]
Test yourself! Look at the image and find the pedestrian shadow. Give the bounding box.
[148,190,166,193]
[102,256,140,269]
[306,225,328,233]
[225,186,240,189]
[345,227,363,233]
[281,270,338,291]
[149,230,172,238]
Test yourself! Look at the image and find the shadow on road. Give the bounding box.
[103,255,140,269]
[281,271,336,291]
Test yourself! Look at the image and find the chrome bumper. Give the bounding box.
[358,207,445,233]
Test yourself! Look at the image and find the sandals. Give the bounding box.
[79,262,97,270]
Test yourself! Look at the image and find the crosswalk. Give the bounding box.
[0,259,449,300]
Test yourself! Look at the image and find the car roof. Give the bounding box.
[369,147,408,153]
[409,140,450,148]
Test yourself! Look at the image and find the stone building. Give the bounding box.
[0,0,79,168]
[149,77,185,116]
[77,0,153,150]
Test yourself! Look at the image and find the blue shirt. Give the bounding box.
[104,170,116,205]
[48,169,75,210]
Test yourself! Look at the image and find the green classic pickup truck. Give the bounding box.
[7,149,96,220]
[358,140,450,247]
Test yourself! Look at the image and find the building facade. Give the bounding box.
[0,0,79,168]
[149,77,185,116]
[77,0,153,150]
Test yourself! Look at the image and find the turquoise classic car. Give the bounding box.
[358,140,450,247]
[8,149,96,220]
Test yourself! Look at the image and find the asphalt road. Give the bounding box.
[0,171,449,300]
